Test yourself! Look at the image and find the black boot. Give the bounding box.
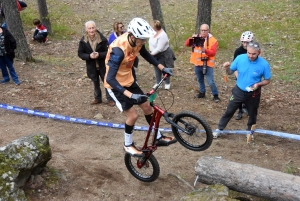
[213,95,220,102]
[197,92,205,98]
[235,112,243,120]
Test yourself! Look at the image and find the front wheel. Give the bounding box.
[124,153,160,182]
[171,111,213,151]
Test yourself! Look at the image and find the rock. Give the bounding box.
[180,184,238,201]
[93,113,104,119]
[0,133,52,201]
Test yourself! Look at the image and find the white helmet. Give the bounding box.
[240,31,254,42]
[127,18,156,39]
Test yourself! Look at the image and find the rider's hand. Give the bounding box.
[131,94,148,103]
[162,68,173,76]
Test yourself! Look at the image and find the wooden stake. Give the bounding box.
[247,124,256,144]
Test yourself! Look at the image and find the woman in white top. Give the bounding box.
[149,20,175,89]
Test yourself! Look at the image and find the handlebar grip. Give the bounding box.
[147,89,155,96]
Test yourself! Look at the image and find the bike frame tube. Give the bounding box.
[141,103,165,153]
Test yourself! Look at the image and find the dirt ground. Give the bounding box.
[1,1,300,200]
[0,35,299,201]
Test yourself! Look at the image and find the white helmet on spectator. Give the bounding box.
[240,31,254,42]
[127,18,156,39]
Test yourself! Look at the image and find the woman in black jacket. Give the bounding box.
[0,27,20,85]
[78,21,114,106]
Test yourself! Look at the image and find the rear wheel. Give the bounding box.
[171,111,213,151]
[124,153,160,182]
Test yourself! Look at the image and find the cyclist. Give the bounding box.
[223,31,254,120]
[104,18,177,157]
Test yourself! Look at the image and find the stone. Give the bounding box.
[0,133,52,201]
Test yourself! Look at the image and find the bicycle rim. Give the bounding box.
[124,153,160,182]
[171,111,213,151]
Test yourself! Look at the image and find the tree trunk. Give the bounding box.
[0,0,4,24]
[195,156,300,201]
[2,0,32,61]
[195,0,212,33]
[37,0,52,34]
[149,0,166,31]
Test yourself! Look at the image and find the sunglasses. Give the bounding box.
[118,26,124,29]
[248,42,260,49]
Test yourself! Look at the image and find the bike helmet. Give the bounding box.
[240,31,254,42]
[127,17,156,39]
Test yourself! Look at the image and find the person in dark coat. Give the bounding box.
[78,20,115,106]
[0,27,20,85]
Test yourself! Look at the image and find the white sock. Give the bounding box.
[152,123,162,139]
[124,132,133,146]
[156,129,162,140]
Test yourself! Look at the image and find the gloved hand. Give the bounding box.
[162,68,173,76]
[131,94,148,103]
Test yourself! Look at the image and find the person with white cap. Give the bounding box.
[104,17,176,157]
[223,31,255,120]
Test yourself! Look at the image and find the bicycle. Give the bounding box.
[124,75,213,182]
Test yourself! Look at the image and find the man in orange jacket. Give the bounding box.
[185,24,220,102]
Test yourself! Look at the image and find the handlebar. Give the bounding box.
[146,74,169,97]
[145,74,189,134]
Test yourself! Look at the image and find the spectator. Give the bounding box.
[149,20,176,90]
[0,27,21,85]
[108,21,139,82]
[108,22,126,45]
[31,19,48,43]
[78,20,115,106]
[223,31,254,120]
[213,42,271,138]
[185,24,220,102]
[104,17,176,156]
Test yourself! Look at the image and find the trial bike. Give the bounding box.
[124,75,213,182]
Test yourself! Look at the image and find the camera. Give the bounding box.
[189,36,205,47]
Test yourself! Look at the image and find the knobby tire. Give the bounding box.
[124,153,160,182]
[171,111,213,151]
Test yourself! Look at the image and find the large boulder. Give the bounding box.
[0,133,52,201]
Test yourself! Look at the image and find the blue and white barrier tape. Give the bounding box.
[0,103,171,132]
[0,103,299,140]
[215,129,300,140]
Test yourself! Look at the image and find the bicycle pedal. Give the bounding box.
[155,138,177,146]
[142,150,150,154]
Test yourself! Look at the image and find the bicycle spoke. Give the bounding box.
[124,153,160,182]
[178,116,207,146]
[172,111,213,151]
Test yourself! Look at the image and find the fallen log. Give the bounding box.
[195,156,300,201]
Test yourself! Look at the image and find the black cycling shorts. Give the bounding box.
[107,82,147,112]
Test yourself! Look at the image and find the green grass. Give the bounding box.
[20,0,77,39]
[284,161,300,176]
[20,0,300,88]
[162,0,300,88]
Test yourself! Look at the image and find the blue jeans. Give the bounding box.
[194,66,218,95]
[0,56,19,83]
